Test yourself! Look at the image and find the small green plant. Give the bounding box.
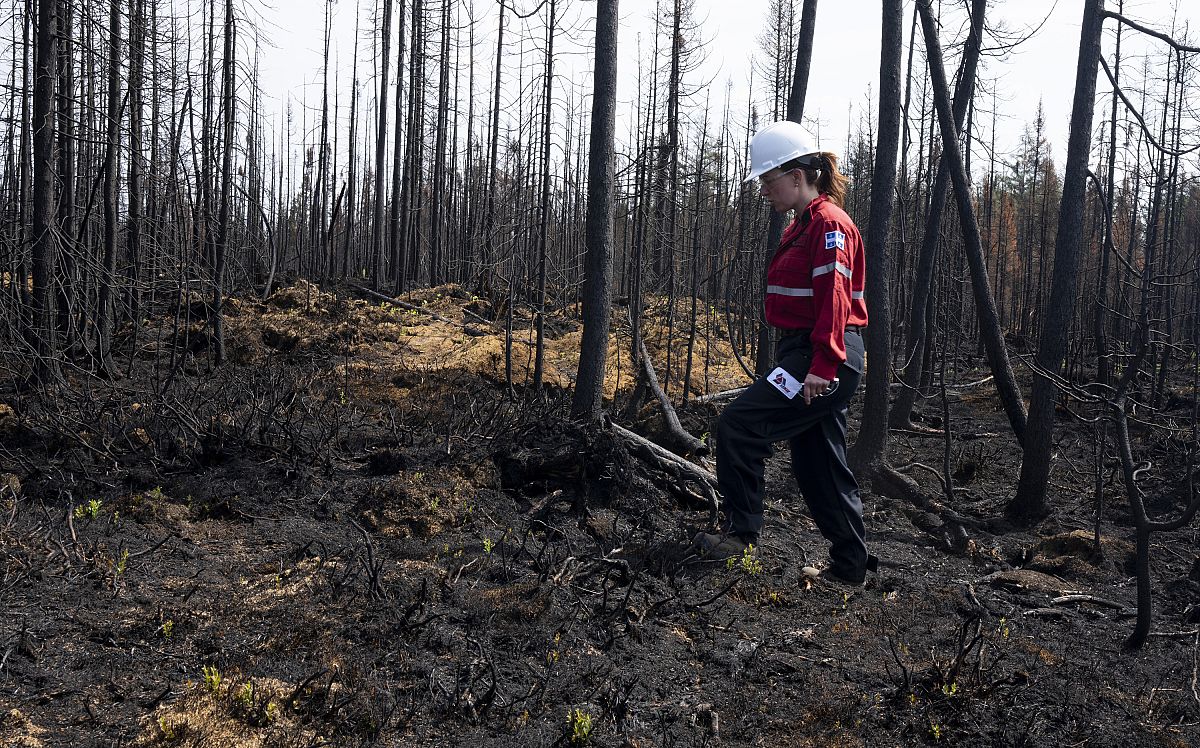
[237,682,255,709]
[929,719,943,741]
[996,617,1010,639]
[162,619,175,639]
[566,708,593,745]
[74,499,103,520]
[146,486,165,502]
[115,548,129,576]
[265,700,279,723]
[202,665,222,694]
[726,544,762,575]
[157,716,179,740]
[482,538,494,555]
[940,681,959,697]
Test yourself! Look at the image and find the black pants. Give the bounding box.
[715,330,868,576]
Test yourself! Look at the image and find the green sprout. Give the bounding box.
[929,719,943,741]
[202,665,222,694]
[482,538,494,555]
[237,682,255,708]
[115,548,129,576]
[566,708,593,745]
[74,499,103,520]
[726,544,762,575]
[162,619,174,639]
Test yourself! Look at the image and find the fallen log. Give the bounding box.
[636,337,707,456]
[351,284,492,337]
[692,387,748,404]
[609,420,719,515]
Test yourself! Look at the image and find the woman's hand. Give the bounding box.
[802,373,831,405]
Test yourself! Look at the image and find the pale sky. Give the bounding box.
[250,0,1198,173]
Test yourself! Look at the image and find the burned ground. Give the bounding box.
[1,283,1197,747]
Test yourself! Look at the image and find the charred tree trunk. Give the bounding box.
[571,0,619,420]
[212,0,235,365]
[30,0,60,384]
[1011,0,1105,523]
[371,0,393,288]
[96,0,121,375]
[532,0,556,390]
[849,0,903,474]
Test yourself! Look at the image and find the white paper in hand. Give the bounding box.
[766,366,801,400]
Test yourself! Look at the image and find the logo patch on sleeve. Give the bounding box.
[825,230,846,250]
[767,366,801,400]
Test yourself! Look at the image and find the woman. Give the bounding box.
[693,120,873,585]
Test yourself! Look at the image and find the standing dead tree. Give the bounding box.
[1110,324,1200,650]
[1010,0,1106,522]
[571,0,619,421]
[849,0,903,476]
[1012,3,1200,523]
[29,0,60,385]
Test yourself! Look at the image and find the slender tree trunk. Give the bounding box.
[30,0,60,384]
[389,0,408,290]
[127,0,145,323]
[96,0,121,374]
[571,0,619,420]
[212,0,235,365]
[1011,0,1105,522]
[371,0,393,288]
[849,0,904,473]
[341,5,361,280]
[55,0,77,353]
[532,0,556,390]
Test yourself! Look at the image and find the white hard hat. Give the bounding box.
[744,121,820,183]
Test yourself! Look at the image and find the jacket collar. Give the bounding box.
[782,194,828,244]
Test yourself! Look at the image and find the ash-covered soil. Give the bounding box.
[1,282,1197,747]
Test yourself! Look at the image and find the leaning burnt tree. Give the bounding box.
[889,0,986,431]
[916,0,1027,445]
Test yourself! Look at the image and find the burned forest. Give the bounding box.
[2,0,1200,745]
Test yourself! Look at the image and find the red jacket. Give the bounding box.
[765,194,868,380]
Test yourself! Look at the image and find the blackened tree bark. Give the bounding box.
[917,0,1027,445]
[755,0,817,375]
[891,0,986,430]
[1010,0,1105,523]
[371,0,393,288]
[55,0,77,353]
[96,0,121,375]
[571,0,619,420]
[213,0,236,365]
[532,0,556,390]
[127,0,145,322]
[30,0,60,384]
[848,0,903,474]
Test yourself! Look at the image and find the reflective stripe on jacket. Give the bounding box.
[765,194,869,380]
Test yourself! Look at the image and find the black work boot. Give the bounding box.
[691,531,756,560]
